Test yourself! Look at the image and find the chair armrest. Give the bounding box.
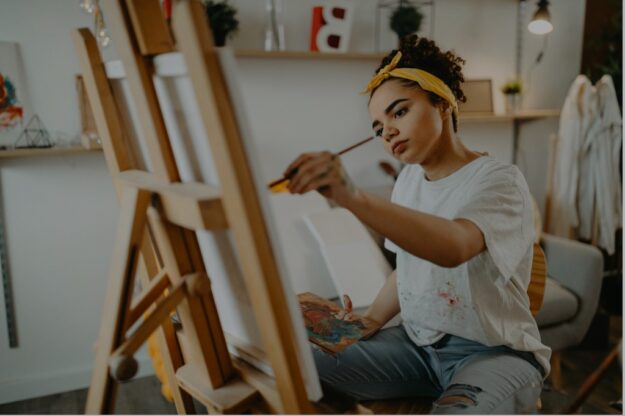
[539,233,604,346]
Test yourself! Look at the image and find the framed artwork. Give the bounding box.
[458,79,494,114]
[0,42,30,148]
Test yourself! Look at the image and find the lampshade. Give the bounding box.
[528,0,553,34]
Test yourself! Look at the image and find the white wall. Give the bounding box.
[0,0,585,403]
[0,0,130,404]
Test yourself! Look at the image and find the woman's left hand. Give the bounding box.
[334,294,355,321]
[284,151,358,206]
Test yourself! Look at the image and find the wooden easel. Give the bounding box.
[73,0,315,413]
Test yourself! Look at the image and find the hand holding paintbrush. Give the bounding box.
[268,136,374,194]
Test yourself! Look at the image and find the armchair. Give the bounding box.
[536,233,605,389]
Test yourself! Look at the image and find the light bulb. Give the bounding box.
[528,19,553,34]
[528,0,553,34]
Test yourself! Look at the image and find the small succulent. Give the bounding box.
[390,1,424,39]
[203,0,239,47]
[501,79,523,95]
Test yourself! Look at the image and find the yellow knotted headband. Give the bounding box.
[363,51,459,120]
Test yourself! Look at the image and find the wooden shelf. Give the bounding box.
[460,109,560,122]
[0,146,102,159]
[0,110,559,160]
[122,50,388,79]
[235,49,386,61]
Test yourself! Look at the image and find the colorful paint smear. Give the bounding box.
[298,292,380,354]
[0,72,24,129]
[437,281,461,306]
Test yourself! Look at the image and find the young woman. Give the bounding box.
[283,35,550,413]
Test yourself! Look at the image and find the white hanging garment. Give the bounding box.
[549,75,593,237]
[550,74,622,254]
[580,75,622,254]
[577,81,602,241]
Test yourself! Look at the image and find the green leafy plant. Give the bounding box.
[203,0,239,47]
[390,1,424,39]
[501,79,523,95]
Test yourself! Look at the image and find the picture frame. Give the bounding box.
[458,79,494,114]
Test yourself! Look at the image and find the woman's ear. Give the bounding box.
[438,102,451,120]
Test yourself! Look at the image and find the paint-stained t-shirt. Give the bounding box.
[384,156,551,376]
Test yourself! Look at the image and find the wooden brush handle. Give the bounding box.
[268,136,374,189]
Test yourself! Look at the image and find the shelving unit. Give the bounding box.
[12,50,561,163]
[0,146,102,159]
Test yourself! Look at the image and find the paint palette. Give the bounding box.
[298,292,381,354]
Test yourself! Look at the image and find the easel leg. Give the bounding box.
[86,187,151,414]
[564,341,621,413]
[147,206,231,388]
[138,233,195,414]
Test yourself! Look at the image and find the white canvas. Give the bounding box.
[0,42,30,148]
[215,49,322,400]
[304,208,390,309]
[267,193,338,299]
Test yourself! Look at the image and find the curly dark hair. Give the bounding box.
[373,34,466,132]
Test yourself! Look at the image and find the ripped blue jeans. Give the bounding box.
[313,326,545,414]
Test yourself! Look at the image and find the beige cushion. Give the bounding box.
[535,277,579,327]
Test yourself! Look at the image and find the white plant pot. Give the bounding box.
[505,94,522,113]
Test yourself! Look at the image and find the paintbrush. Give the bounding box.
[268,135,375,192]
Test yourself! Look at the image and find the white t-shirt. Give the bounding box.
[384,156,551,376]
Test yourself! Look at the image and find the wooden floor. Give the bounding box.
[1,321,621,414]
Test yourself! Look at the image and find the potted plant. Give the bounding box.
[203,0,239,47]
[501,79,523,113]
[390,0,424,42]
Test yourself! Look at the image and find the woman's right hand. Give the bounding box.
[283,152,359,207]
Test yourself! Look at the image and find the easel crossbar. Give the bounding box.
[118,170,228,230]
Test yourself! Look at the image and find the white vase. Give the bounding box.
[264,0,285,51]
[505,94,522,113]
